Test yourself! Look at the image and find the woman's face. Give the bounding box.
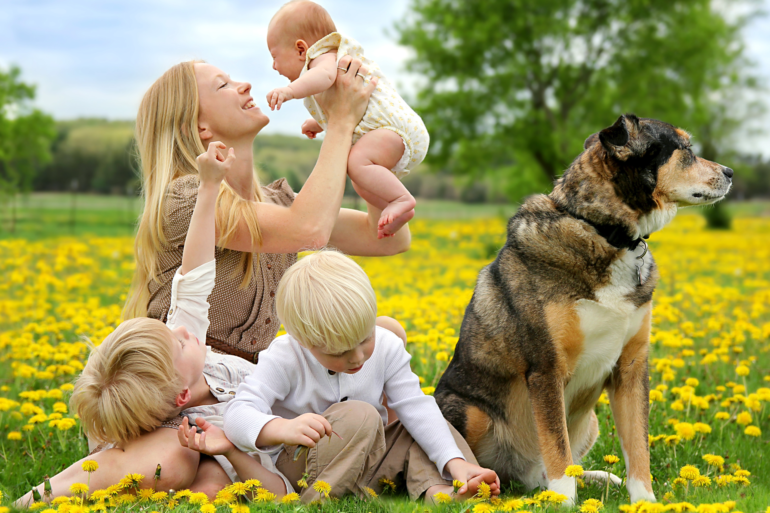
[194,63,269,144]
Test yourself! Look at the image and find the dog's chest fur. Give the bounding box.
[565,248,653,411]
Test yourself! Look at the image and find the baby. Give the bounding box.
[179,250,500,503]
[265,0,428,239]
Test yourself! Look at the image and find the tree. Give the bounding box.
[0,65,56,230]
[396,0,764,201]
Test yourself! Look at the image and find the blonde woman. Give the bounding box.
[17,56,410,501]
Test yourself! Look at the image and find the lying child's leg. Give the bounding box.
[15,427,199,506]
[347,129,416,239]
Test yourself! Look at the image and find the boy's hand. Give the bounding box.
[196,142,235,186]
[266,86,295,111]
[283,413,333,448]
[301,118,323,139]
[445,458,501,498]
[178,416,236,457]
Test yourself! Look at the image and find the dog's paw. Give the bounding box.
[626,477,656,503]
[547,475,577,507]
[583,470,622,486]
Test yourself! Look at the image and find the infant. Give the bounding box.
[266,0,428,239]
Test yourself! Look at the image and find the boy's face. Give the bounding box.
[168,325,207,388]
[307,330,376,374]
[267,25,306,82]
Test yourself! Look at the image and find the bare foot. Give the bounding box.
[378,209,415,238]
[378,194,416,238]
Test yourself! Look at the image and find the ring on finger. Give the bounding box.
[355,72,366,79]
[337,66,348,72]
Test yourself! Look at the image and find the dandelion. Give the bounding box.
[296,478,308,489]
[151,492,169,502]
[433,492,452,504]
[229,505,249,513]
[255,490,276,502]
[581,498,604,512]
[736,411,752,425]
[714,412,730,421]
[674,422,696,440]
[692,476,711,487]
[702,454,725,469]
[312,480,331,498]
[603,454,620,464]
[473,504,493,513]
[138,489,154,500]
[243,479,262,489]
[187,492,207,505]
[7,431,22,440]
[281,493,300,504]
[173,489,192,500]
[476,481,491,500]
[680,465,700,480]
[226,482,249,496]
[69,483,88,495]
[200,504,216,513]
[363,487,378,498]
[452,479,464,493]
[744,426,761,437]
[566,465,584,477]
[736,365,750,376]
[734,470,750,477]
[693,423,712,434]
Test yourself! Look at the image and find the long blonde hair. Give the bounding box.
[124,61,263,319]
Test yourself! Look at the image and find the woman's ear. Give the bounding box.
[198,124,213,142]
[175,388,192,408]
[295,39,309,59]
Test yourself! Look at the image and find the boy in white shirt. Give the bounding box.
[181,250,500,503]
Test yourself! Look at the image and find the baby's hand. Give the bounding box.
[266,86,295,111]
[196,142,235,186]
[283,413,333,448]
[301,119,323,139]
[178,416,236,457]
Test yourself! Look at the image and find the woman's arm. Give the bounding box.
[221,56,378,254]
[328,207,411,256]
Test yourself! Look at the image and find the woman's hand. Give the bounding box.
[178,416,237,457]
[196,141,235,187]
[315,56,377,129]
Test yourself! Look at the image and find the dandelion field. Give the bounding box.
[1,210,769,513]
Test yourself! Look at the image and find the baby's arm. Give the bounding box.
[179,417,287,496]
[266,52,338,110]
[181,141,234,275]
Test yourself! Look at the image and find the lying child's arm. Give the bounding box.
[266,52,338,110]
[178,417,287,496]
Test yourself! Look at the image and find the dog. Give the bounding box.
[435,114,733,505]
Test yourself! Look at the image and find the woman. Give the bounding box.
[17,56,409,504]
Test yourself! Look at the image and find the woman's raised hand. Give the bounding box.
[196,141,235,186]
[316,55,377,128]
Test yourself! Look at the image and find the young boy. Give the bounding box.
[15,142,289,506]
[181,250,500,503]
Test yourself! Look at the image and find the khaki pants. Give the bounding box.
[275,400,478,503]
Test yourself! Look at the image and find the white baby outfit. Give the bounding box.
[302,32,430,178]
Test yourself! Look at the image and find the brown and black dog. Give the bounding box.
[435,115,733,505]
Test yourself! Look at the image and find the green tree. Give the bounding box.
[0,65,56,230]
[396,0,763,201]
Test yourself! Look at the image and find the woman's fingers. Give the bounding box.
[346,58,362,77]
[337,54,352,73]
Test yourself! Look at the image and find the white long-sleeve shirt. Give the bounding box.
[223,326,465,477]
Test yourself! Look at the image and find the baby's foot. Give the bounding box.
[377,194,416,239]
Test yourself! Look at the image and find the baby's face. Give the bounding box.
[267,27,306,82]
[168,325,207,389]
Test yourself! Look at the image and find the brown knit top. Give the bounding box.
[146,174,298,362]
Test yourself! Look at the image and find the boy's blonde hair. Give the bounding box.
[276,250,376,354]
[70,318,183,445]
[271,0,336,46]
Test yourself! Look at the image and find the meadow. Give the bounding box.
[0,200,769,513]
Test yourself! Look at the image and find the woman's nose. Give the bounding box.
[238,81,252,94]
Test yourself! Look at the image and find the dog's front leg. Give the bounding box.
[526,370,575,506]
[607,308,656,504]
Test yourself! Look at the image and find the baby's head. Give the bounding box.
[276,250,377,374]
[267,0,336,81]
[70,318,207,445]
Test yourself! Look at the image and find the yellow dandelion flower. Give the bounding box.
[81,461,98,473]
[214,489,235,504]
[693,422,711,434]
[565,464,584,477]
[226,482,249,496]
[296,478,308,489]
[281,493,300,504]
[200,504,216,513]
[603,454,620,465]
[715,412,730,421]
[744,425,761,437]
[243,479,262,489]
[255,490,276,502]
[229,504,249,513]
[69,483,88,495]
[173,490,192,500]
[692,475,711,487]
[364,487,377,498]
[476,481,491,500]
[736,365,750,376]
[29,504,49,511]
[734,470,751,477]
[473,504,493,513]
[702,454,725,468]
[118,473,144,489]
[433,492,452,504]
[151,491,169,502]
[452,479,464,493]
[7,431,22,440]
[138,489,154,500]
[736,411,752,425]
[89,491,109,501]
[674,422,696,440]
[685,378,699,387]
[312,480,331,497]
[679,465,700,480]
[188,492,207,505]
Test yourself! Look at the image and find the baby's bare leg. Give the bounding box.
[348,129,416,238]
[15,428,199,507]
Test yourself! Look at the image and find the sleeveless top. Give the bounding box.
[146,175,298,362]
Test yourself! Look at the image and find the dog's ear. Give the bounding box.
[599,114,641,161]
[583,133,599,150]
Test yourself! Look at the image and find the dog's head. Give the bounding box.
[553,114,733,238]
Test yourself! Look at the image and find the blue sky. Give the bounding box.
[2,0,769,151]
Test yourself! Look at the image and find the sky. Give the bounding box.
[2,0,770,150]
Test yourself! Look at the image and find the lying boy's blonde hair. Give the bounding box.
[276,250,377,354]
[70,318,183,445]
[271,0,336,45]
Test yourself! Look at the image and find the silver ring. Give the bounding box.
[337,66,348,72]
[356,72,366,80]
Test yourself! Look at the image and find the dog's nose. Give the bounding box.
[722,166,734,179]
